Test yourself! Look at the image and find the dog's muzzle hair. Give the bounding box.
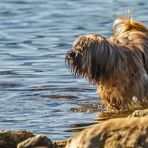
[66,16,148,110]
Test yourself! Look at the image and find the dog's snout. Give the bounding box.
[67,50,75,58]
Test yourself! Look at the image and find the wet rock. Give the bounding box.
[71,102,106,113]
[0,130,34,148]
[128,109,148,117]
[65,117,148,148]
[96,110,134,120]
[96,108,148,120]
[17,134,52,148]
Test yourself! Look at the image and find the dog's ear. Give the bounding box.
[83,35,117,83]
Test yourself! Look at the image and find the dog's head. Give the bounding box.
[65,34,112,83]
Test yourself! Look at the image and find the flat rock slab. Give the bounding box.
[65,116,148,148]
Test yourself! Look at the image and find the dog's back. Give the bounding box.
[111,17,148,74]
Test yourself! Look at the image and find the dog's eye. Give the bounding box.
[77,49,82,53]
[76,50,83,55]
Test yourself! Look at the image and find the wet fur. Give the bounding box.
[66,17,148,110]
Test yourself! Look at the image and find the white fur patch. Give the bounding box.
[132,96,138,102]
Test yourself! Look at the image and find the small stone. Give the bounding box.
[17,134,52,148]
[53,140,67,148]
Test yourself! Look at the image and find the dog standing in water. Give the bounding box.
[66,16,148,110]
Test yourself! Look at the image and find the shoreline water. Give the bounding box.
[0,109,147,148]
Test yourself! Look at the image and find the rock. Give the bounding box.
[97,108,148,120]
[0,130,34,148]
[65,117,148,148]
[128,109,148,117]
[71,102,106,113]
[0,130,67,148]
[96,110,133,120]
[53,140,67,148]
[17,134,52,148]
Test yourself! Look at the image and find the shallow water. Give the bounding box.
[0,0,147,140]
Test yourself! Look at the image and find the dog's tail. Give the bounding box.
[112,16,148,36]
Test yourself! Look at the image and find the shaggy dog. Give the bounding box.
[65,16,148,110]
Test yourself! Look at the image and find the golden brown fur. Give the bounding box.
[65,16,148,110]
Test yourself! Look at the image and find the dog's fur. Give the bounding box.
[66,16,148,110]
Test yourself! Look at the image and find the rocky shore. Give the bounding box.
[0,109,148,148]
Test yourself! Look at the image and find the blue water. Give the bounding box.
[0,0,147,140]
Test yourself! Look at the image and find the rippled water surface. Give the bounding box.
[0,0,147,140]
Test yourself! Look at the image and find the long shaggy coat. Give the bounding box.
[66,17,148,110]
